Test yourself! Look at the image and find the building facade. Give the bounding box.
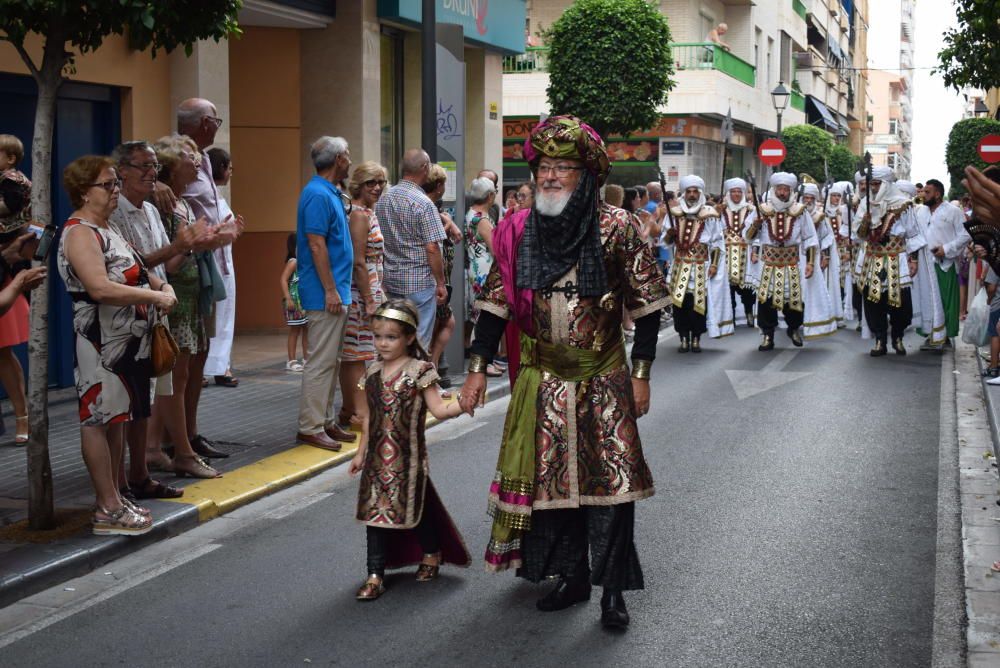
[504,0,868,196]
[0,0,524,356]
[898,0,915,177]
[864,69,908,177]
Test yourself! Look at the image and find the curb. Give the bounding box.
[0,377,513,609]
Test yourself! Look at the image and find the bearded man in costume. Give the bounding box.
[854,166,943,355]
[746,172,819,350]
[719,177,757,327]
[459,116,669,629]
[666,174,733,352]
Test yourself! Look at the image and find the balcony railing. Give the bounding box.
[502,47,549,74]
[791,90,806,112]
[670,42,755,86]
[793,0,807,20]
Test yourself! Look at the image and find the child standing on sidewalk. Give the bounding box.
[280,233,308,372]
[349,299,470,600]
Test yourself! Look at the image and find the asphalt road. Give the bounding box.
[2,326,946,667]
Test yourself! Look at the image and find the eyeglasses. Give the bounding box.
[536,164,584,178]
[125,161,162,174]
[206,116,224,128]
[363,179,387,188]
[515,192,529,201]
[89,178,123,192]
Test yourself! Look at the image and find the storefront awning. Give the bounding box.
[807,95,839,131]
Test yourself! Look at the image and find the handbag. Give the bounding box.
[150,311,179,377]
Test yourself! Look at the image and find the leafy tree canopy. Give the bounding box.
[780,124,836,182]
[936,0,1000,92]
[0,1,242,65]
[545,0,675,138]
[945,117,1000,198]
[828,143,860,183]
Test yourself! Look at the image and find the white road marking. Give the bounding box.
[724,349,812,400]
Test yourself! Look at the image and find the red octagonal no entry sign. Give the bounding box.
[978,134,1000,164]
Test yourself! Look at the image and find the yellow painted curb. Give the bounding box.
[161,388,490,523]
[162,442,358,521]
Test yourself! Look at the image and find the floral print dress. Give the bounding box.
[57,218,154,425]
[464,208,494,323]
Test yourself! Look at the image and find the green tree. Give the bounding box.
[0,1,242,529]
[545,0,675,138]
[936,0,1000,93]
[780,124,835,181]
[828,143,860,183]
[945,117,1000,199]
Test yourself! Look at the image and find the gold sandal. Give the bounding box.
[356,575,385,601]
[92,505,153,536]
[173,455,221,479]
[122,498,152,518]
[14,415,28,444]
[416,553,441,582]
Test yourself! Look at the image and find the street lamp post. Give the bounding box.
[975,99,989,118]
[836,126,848,144]
[771,81,790,135]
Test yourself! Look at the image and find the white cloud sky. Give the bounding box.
[867,0,964,191]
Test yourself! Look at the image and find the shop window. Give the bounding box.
[380,31,403,183]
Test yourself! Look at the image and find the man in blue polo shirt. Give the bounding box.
[295,136,355,451]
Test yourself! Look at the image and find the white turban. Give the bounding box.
[768,172,798,212]
[802,183,820,199]
[871,165,894,182]
[896,180,917,197]
[769,172,798,189]
[854,171,864,184]
[678,174,707,215]
[724,177,749,212]
[831,181,851,195]
[678,174,705,192]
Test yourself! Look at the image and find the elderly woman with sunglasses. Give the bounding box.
[57,155,177,536]
[336,161,388,432]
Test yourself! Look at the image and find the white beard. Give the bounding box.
[535,188,572,217]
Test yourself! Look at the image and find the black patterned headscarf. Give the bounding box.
[517,116,611,297]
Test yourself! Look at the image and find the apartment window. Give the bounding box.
[754,28,762,87]
[766,37,774,90]
[867,114,874,131]
[888,153,899,169]
[889,119,898,135]
[700,12,715,40]
[779,31,792,83]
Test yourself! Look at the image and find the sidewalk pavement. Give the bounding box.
[963,340,1000,666]
[0,334,511,608]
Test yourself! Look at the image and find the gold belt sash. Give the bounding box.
[725,232,748,288]
[670,242,709,314]
[861,235,906,307]
[485,335,627,570]
[757,244,803,312]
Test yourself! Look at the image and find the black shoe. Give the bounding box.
[855,324,862,332]
[892,337,906,356]
[437,374,453,389]
[191,434,229,458]
[678,335,690,353]
[758,333,774,351]
[536,575,592,612]
[600,590,630,629]
[745,310,755,328]
[870,339,887,357]
[690,336,702,353]
[788,329,803,347]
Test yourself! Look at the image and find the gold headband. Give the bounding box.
[375,307,417,329]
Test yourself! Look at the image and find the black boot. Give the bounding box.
[870,337,887,357]
[892,337,906,356]
[758,333,774,351]
[678,334,690,353]
[788,328,803,347]
[745,308,755,328]
[690,336,702,353]
[536,574,591,612]
[600,589,629,629]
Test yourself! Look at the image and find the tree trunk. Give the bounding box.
[25,30,67,530]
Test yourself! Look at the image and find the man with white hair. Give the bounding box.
[666,175,731,351]
[459,115,669,629]
[855,166,940,355]
[746,172,819,350]
[918,178,970,346]
[719,177,756,327]
[295,136,356,450]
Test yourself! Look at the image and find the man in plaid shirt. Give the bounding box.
[375,148,448,348]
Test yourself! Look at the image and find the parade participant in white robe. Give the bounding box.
[666,174,732,352]
[798,183,838,340]
[849,171,867,331]
[719,177,757,328]
[854,166,940,355]
[826,182,853,324]
[746,172,821,351]
[892,179,947,349]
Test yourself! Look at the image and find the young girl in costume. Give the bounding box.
[349,299,471,600]
[279,233,308,372]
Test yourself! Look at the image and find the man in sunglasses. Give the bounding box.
[459,115,669,629]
